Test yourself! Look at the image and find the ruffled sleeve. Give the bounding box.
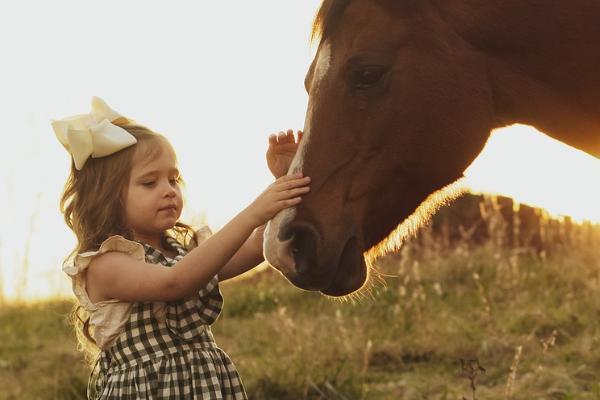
[63,235,145,349]
[66,236,145,305]
[163,225,225,342]
[64,235,145,277]
[196,224,213,244]
[63,235,145,311]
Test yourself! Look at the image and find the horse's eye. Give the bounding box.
[350,66,387,90]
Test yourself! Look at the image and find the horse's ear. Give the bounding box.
[298,130,304,143]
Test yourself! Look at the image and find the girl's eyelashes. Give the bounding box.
[140,176,181,187]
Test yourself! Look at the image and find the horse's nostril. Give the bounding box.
[281,222,319,274]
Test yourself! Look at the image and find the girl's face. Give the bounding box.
[123,139,183,241]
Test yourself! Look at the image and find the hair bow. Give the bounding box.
[52,96,137,170]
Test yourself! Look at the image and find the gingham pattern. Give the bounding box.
[88,236,247,399]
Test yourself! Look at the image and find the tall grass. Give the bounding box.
[0,239,5,304]
[1,194,599,399]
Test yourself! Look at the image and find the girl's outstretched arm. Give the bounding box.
[86,174,310,303]
[200,128,305,282]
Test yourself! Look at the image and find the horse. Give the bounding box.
[263,0,600,296]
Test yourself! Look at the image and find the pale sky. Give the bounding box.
[1,1,599,300]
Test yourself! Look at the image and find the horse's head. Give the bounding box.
[264,0,495,296]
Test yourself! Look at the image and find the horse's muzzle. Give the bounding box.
[279,221,318,274]
[269,220,367,296]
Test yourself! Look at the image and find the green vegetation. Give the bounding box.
[1,195,599,399]
[0,300,88,399]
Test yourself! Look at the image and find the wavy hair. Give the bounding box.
[60,119,197,363]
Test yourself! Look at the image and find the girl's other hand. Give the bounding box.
[244,173,311,226]
[266,129,303,178]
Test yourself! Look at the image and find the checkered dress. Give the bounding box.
[88,236,247,400]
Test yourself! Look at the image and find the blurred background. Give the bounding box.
[1,1,599,399]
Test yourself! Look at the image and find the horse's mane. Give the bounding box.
[311,0,352,44]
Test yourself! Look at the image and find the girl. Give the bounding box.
[54,97,308,399]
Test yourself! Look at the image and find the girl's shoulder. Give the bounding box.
[63,235,145,278]
[62,235,143,339]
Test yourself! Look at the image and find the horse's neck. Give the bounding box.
[442,0,600,157]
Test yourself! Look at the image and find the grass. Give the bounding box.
[1,194,600,399]
[214,244,600,400]
[0,299,88,400]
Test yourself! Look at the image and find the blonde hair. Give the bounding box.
[60,119,197,363]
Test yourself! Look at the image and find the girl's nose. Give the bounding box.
[163,182,177,197]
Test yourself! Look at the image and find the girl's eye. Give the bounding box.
[170,177,181,184]
[142,181,156,187]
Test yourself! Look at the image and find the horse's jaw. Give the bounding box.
[320,236,367,297]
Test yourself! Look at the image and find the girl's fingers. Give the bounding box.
[276,173,305,183]
[275,177,311,191]
[289,187,310,196]
[286,129,295,143]
[276,187,310,200]
[272,189,309,208]
[269,129,302,145]
[279,197,302,208]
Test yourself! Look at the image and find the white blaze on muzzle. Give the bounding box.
[263,42,332,272]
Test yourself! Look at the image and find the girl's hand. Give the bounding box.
[266,129,303,178]
[244,173,311,226]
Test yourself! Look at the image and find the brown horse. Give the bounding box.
[263,0,600,296]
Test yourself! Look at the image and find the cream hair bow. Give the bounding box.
[52,96,137,170]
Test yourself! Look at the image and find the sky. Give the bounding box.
[1,1,599,300]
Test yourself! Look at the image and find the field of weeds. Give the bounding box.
[1,194,599,399]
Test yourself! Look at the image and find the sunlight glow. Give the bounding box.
[464,125,600,223]
[1,2,599,301]
[0,0,322,301]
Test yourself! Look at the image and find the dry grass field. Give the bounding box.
[1,194,599,399]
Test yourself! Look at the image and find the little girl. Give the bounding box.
[54,97,308,399]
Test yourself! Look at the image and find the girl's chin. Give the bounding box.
[159,221,178,230]
[159,218,180,230]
